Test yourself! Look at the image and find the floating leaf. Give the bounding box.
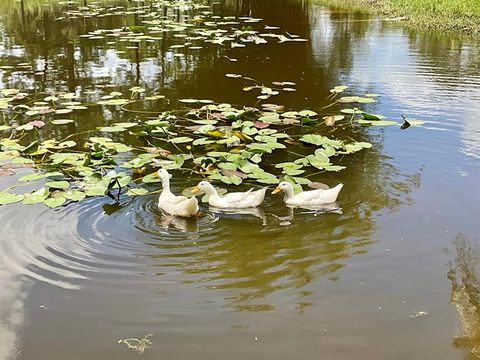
[170,137,193,144]
[16,124,34,131]
[142,173,161,183]
[298,110,318,118]
[23,188,49,204]
[99,126,127,132]
[193,138,215,146]
[361,112,385,120]
[63,190,86,202]
[44,196,66,208]
[29,120,45,128]
[113,122,138,128]
[247,142,286,153]
[323,165,346,172]
[55,109,74,115]
[330,85,348,94]
[97,98,130,106]
[0,192,24,205]
[129,87,146,93]
[125,188,149,196]
[300,134,344,148]
[338,96,376,104]
[357,120,397,126]
[341,141,373,154]
[19,173,45,182]
[258,112,280,123]
[52,119,75,125]
[57,141,76,148]
[179,98,198,104]
[46,181,70,190]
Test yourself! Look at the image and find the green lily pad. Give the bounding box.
[0,192,24,205]
[99,126,127,132]
[46,181,70,190]
[44,196,66,208]
[361,112,385,120]
[19,173,45,182]
[63,190,86,202]
[170,137,194,144]
[142,173,162,183]
[125,188,149,196]
[23,188,49,204]
[52,119,75,125]
[298,110,318,117]
[357,120,398,126]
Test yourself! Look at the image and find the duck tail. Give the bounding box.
[176,197,199,217]
[186,197,199,215]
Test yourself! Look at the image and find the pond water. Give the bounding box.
[1,0,480,359]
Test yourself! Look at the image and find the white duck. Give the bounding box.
[157,169,199,217]
[191,180,267,209]
[272,181,343,207]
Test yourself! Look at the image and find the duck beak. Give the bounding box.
[191,186,200,194]
[152,172,159,178]
[272,186,281,194]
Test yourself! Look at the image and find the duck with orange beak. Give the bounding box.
[156,169,199,217]
[272,181,343,207]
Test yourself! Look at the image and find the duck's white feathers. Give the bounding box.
[157,170,199,217]
[203,183,267,209]
[284,183,343,207]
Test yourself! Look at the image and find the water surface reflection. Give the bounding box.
[1,0,479,359]
[449,234,480,359]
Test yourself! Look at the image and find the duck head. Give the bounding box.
[156,168,173,180]
[272,181,293,194]
[191,180,214,195]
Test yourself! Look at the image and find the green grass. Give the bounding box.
[317,0,480,34]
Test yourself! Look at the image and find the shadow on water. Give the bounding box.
[448,234,480,359]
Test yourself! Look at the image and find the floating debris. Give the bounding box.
[118,334,153,354]
[409,311,429,318]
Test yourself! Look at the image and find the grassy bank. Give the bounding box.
[318,0,480,35]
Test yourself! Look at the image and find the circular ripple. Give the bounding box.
[0,160,415,292]
[0,195,222,289]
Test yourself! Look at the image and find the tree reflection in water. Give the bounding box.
[448,234,480,359]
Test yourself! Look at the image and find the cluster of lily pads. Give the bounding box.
[70,0,306,56]
[0,0,426,208]
[0,82,411,208]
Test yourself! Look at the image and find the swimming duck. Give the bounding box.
[272,181,343,207]
[191,181,267,209]
[157,169,199,217]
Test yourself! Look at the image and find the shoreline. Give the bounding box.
[316,0,480,36]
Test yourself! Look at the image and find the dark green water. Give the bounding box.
[1,0,480,359]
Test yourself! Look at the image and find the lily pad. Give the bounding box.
[0,192,24,205]
[44,196,66,208]
[125,188,149,196]
[52,119,75,125]
[46,181,70,190]
[23,188,49,204]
